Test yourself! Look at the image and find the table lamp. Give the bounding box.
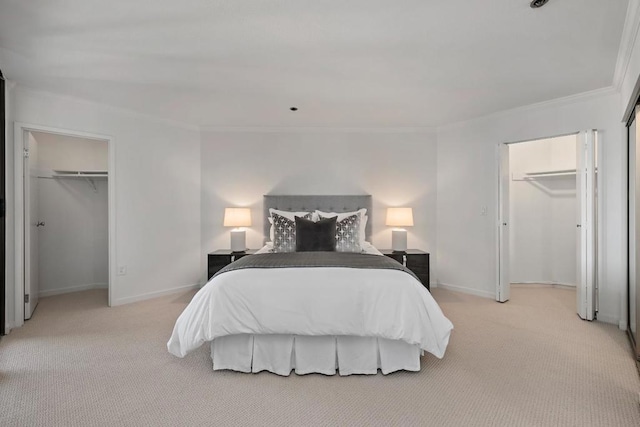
[224,208,252,252]
[386,207,413,252]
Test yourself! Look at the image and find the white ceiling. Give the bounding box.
[0,0,630,128]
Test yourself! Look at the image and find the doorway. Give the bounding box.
[509,135,578,313]
[13,123,115,329]
[497,131,599,320]
[27,131,109,318]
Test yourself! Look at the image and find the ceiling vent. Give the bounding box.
[530,0,549,8]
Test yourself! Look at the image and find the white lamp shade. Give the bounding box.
[224,208,252,227]
[386,208,414,227]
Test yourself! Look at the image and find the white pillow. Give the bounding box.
[315,208,367,247]
[268,208,316,242]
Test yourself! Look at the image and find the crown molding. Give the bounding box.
[13,84,200,132]
[614,0,640,90]
[438,86,618,132]
[199,125,437,134]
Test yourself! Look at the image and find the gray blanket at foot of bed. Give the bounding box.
[214,252,420,282]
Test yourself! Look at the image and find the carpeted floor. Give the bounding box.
[1,285,638,426]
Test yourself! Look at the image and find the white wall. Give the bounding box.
[436,91,624,325]
[8,87,201,312]
[33,132,109,296]
[509,136,577,286]
[200,129,438,284]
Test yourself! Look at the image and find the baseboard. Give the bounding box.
[111,283,200,306]
[511,280,576,288]
[39,283,108,298]
[596,312,620,326]
[512,281,554,285]
[511,282,576,289]
[436,282,495,299]
[619,320,628,331]
[4,320,15,335]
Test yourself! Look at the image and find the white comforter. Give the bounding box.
[167,257,454,360]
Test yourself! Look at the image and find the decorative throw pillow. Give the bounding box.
[295,216,337,252]
[272,212,313,253]
[316,208,368,246]
[268,209,315,243]
[332,213,362,252]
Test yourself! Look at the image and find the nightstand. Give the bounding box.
[380,249,430,290]
[208,249,257,280]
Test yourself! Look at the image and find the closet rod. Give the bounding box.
[512,168,598,181]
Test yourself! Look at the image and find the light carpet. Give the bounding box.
[1,285,638,426]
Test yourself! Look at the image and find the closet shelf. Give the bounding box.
[37,170,108,192]
[512,170,574,181]
[512,168,597,181]
[52,170,108,178]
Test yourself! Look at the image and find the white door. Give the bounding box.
[497,143,510,302]
[576,130,596,320]
[24,131,39,319]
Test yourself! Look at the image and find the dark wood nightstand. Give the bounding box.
[208,249,257,280]
[379,249,430,290]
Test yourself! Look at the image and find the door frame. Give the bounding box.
[13,122,116,329]
[0,70,5,335]
[496,131,603,314]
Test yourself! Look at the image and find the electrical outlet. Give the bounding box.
[118,265,127,276]
[481,206,488,216]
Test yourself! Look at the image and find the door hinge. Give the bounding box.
[24,294,29,303]
[23,148,29,158]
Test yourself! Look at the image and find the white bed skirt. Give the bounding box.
[210,335,422,376]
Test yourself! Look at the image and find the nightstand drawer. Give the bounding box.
[408,266,429,276]
[207,250,257,280]
[379,249,430,291]
[208,264,227,279]
[210,255,232,266]
[384,253,404,264]
[406,254,428,266]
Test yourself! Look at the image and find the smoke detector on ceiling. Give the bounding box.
[530,0,549,8]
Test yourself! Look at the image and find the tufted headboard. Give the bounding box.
[263,195,372,242]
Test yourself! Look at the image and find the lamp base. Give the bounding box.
[230,230,246,252]
[391,229,407,252]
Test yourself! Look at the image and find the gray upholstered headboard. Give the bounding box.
[263,195,372,242]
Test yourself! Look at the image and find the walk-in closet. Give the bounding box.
[26,131,108,317]
[509,135,580,305]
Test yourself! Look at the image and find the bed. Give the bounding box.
[167,195,453,376]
